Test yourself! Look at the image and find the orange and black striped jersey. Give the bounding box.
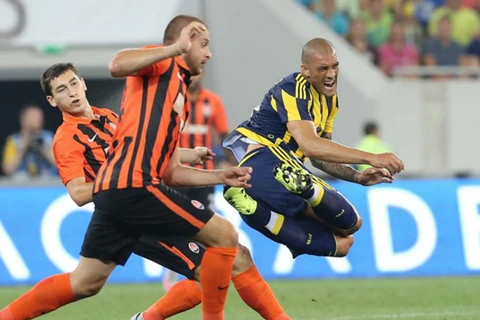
[94,46,191,192]
[53,107,118,185]
[179,88,229,170]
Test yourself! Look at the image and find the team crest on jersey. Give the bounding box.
[191,200,205,210]
[188,242,200,254]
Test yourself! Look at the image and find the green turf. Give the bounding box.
[1,277,479,319]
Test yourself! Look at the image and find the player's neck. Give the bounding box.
[66,103,95,119]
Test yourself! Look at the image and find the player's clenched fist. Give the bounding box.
[221,167,253,188]
[368,152,404,175]
[176,21,207,54]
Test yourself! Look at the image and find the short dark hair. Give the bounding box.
[364,121,378,135]
[163,15,207,45]
[40,63,81,96]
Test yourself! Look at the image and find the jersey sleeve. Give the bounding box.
[324,94,339,133]
[2,136,17,164]
[53,135,85,185]
[212,95,229,134]
[276,78,312,124]
[136,45,172,77]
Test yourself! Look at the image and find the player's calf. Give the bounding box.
[274,163,362,234]
[334,235,354,257]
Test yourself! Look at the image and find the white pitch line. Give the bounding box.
[324,311,477,320]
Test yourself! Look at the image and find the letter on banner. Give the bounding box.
[457,186,480,270]
[273,246,352,275]
[0,221,30,280]
[41,194,94,272]
[368,188,437,272]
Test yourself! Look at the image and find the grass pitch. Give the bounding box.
[1,276,479,319]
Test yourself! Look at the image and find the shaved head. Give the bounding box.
[301,38,336,64]
[300,38,339,97]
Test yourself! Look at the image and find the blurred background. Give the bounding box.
[0,0,479,319]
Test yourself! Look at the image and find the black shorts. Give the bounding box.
[133,236,205,279]
[175,186,215,211]
[81,184,214,266]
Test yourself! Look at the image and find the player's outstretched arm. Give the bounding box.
[163,148,252,188]
[310,133,393,185]
[178,147,215,165]
[288,120,404,174]
[108,21,206,78]
[66,177,94,206]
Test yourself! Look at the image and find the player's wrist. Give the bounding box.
[215,169,227,184]
[362,151,375,165]
[170,42,185,56]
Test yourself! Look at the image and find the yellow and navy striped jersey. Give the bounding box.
[234,72,339,162]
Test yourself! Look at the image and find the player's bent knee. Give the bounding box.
[232,244,254,277]
[195,214,239,248]
[337,215,363,237]
[69,270,108,299]
[335,235,354,257]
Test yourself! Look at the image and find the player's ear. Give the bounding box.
[81,77,87,91]
[46,95,57,108]
[301,64,310,79]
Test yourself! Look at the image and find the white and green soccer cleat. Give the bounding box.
[223,187,257,215]
[273,163,313,194]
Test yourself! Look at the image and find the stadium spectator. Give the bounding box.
[362,0,395,48]
[178,72,234,211]
[378,21,420,77]
[423,16,465,66]
[346,19,378,64]
[297,0,316,12]
[463,32,480,65]
[336,0,363,19]
[415,0,440,31]
[356,121,392,172]
[2,105,57,180]
[428,0,480,46]
[316,0,350,36]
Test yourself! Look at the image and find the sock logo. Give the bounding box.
[306,233,312,245]
[336,209,345,218]
[188,242,200,254]
[217,285,229,290]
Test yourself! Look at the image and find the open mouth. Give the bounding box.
[72,99,80,105]
[324,80,335,89]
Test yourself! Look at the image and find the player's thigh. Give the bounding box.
[238,147,306,217]
[133,235,204,280]
[80,206,139,267]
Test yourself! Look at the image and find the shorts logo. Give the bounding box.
[191,200,205,210]
[189,242,200,254]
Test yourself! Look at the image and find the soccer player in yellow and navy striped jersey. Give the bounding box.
[223,38,404,259]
